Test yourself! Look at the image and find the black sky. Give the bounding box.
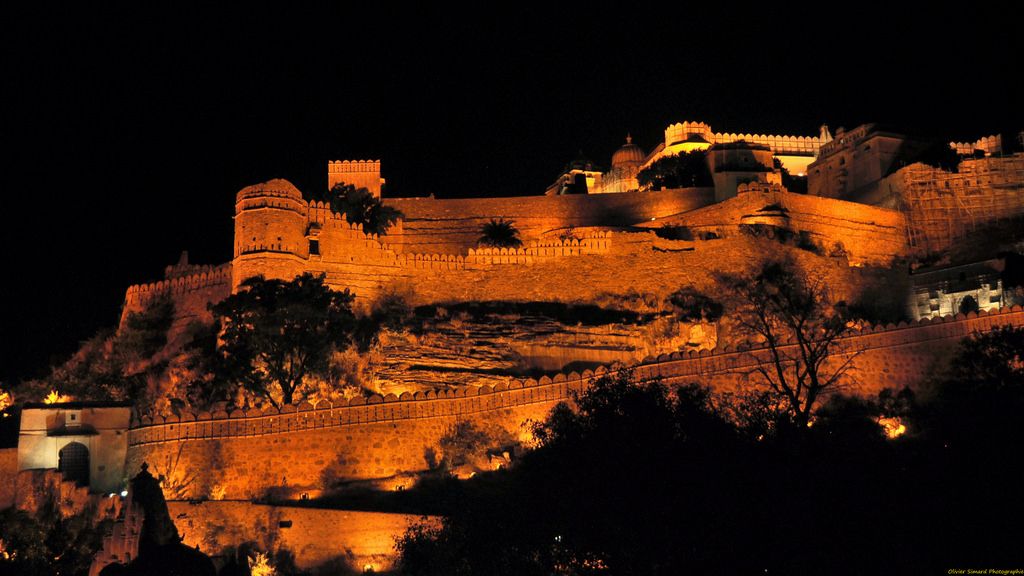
[2,5,1020,382]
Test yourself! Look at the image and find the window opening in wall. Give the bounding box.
[309,239,320,255]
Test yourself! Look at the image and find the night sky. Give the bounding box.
[3,5,1020,383]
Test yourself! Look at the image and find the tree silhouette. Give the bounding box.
[721,257,856,427]
[323,182,403,236]
[637,150,712,190]
[209,273,357,408]
[478,218,522,249]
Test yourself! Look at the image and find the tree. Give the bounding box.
[636,150,713,190]
[210,273,358,408]
[666,287,723,322]
[721,258,855,427]
[946,324,1024,392]
[478,218,522,249]
[322,183,403,236]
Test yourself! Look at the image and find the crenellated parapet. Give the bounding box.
[123,264,232,309]
[466,232,612,265]
[663,121,827,157]
[127,304,1024,446]
[127,369,595,446]
[327,160,384,197]
[950,134,1004,156]
[713,132,825,156]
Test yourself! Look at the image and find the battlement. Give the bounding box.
[328,159,381,173]
[165,262,221,280]
[663,121,827,157]
[123,264,232,308]
[306,200,394,240]
[950,134,1003,156]
[714,132,824,155]
[128,304,1024,446]
[327,159,384,197]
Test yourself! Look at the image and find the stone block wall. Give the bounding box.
[653,186,907,266]
[386,187,715,254]
[0,447,17,509]
[126,380,573,499]
[124,306,1023,501]
[120,264,232,343]
[167,500,437,572]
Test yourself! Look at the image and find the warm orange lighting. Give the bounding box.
[43,389,71,404]
[0,389,11,416]
[878,417,906,439]
[248,551,276,576]
[0,538,13,560]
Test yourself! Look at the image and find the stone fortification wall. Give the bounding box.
[632,305,1024,397]
[167,500,437,572]
[126,379,571,499]
[120,264,232,339]
[385,187,715,254]
[390,233,875,308]
[0,447,17,509]
[877,155,1024,253]
[128,180,899,333]
[653,185,907,266]
[125,306,1023,500]
[328,159,383,197]
[235,206,616,303]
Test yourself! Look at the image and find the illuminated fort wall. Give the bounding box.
[0,448,17,509]
[656,183,908,266]
[384,186,716,254]
[875,155,1024,252]
[123,175,909,331]
[647,121,830,177]
[327,160,384,197]
[126,382,565,500]
[124,306,1024,501]
[167,501,435,572]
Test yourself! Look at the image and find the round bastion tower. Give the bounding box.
[232,179,310,290]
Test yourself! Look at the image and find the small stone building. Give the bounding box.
[18,401,132,494]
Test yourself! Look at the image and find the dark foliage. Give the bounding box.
[397,326,1024,573]
[637,151,713,190]
[738,223,823,254]
[478,218,523,249]
[891,140,961,173]
[316,182,403,236]
[720,258,853,427]
[437,420,516,472]
[0,503,110,576]
[665,287,723,322]
[209,273,358,407]
[654,224,693,240]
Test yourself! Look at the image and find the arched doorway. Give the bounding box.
[959,295,980,315]
[58,442,89,486]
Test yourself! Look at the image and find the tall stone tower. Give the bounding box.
[328,160,384,197]
[232,179,310,290]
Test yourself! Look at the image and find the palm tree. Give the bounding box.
[327,183,403,236]
[478,218,522,249]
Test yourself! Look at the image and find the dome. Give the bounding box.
[235,178,305,203]
[611,134,645,168]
